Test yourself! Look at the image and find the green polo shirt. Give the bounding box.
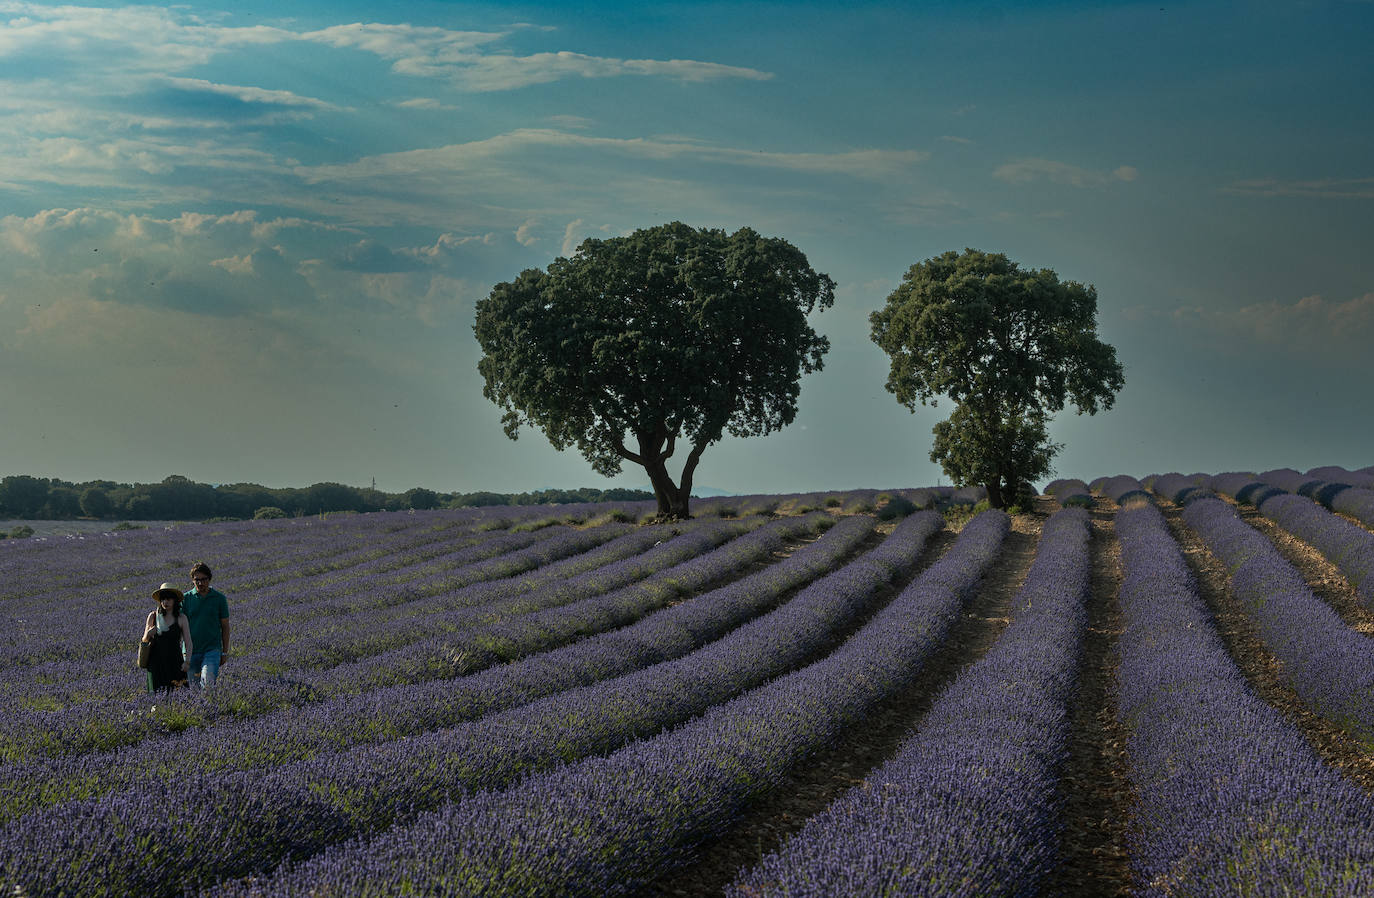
[182,586,229,653]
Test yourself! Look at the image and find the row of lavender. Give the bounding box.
[0,512,717,758]
[1100,477,1374,894]
[218,476,1370,898]
[1,489,951,689]
[207,510,1011,898]
[0,504,629,689]
[4,488,961,714]
[3,505,891,767]
[729,506,1092,895]
[1145,469,1374,748]
[0,506,953,895]
[0,512,874,821]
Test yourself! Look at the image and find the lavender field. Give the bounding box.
[2,470,1373,897]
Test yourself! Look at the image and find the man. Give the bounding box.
[183,561,231,688]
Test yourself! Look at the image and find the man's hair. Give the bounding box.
[190,562,213,581]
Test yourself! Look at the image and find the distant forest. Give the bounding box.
[0,474,654,522]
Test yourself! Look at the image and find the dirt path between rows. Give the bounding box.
[1232,503,1374,635]
[1157,499,1374,791]
[640,508,1043,897]
[1039,497,1135,898]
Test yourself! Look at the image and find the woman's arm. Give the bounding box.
[143,612,156,642]
[181,616,193,669]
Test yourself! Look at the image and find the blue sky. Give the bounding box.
[1,0,1370,495]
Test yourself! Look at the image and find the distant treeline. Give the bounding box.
[0,474,654,522]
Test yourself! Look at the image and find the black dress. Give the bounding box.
[146,617,189,693]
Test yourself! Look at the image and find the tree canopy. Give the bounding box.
[474,221,835,518]
[870,248,1124,509]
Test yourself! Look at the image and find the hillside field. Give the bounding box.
[1,470,1373,896]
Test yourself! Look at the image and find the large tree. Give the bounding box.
[870,248,1124,509]
[474,221,835,518]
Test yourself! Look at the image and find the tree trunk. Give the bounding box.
[984,478,1006,510]
[642,455,691,519]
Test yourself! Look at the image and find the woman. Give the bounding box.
[142,583,193,694]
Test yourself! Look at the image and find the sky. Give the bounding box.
[1,0,1371,496]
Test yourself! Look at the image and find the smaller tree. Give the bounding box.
[871,249,1124,508]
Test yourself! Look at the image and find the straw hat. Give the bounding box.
[152,583,183,602]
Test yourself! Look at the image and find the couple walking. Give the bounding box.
[142,562,231,694]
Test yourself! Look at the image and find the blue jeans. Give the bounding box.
[187,647,222,689]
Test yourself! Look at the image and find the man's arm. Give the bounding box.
[220,618,231,656]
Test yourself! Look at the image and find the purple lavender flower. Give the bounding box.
[198,512,1005,898]
[1115,500,1374,895]
[728,508,1090,896]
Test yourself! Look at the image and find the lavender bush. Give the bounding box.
[0,511,950,897]
[200,512,1006,898]
[727,507,1090,897]
[1252,492,1374,609]
[1181,497,1374,744]
[1045,478,1093,508]
[0,514,865,820]
[1115,500,1374,895]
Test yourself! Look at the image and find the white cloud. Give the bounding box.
[299,128,927,184]
[400,231,495,262]
[547,114,595,130]
[1174,293,1374,354]
[1221,177,1374,199]
[0,4,293,73]
[211,253,255,275]
[395,97,458,111]
[301,22,504,64]
[160,77,339,111]
[515,220,540,246]
[444,51,773,92]
[561,219,616,256]
[296,23,768,91]
[993,158,1138,188]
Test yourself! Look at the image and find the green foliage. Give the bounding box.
[79,487,113,518]
[871,248,1124,508]
[0,475,50,517]
[510,517,564,533]
[7,525,34,539]
[582,509,635,526]
[253,506,288,520]
[940,497,993,529]
[403,487,440,510]
[876,494,918,520]
[43,486,81,518]
[111,522,144,531]
[474,221,834,518]
[150,702,204,734]
[931,405,1058,508]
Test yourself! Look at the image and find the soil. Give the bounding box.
[1037,498,1136,898]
